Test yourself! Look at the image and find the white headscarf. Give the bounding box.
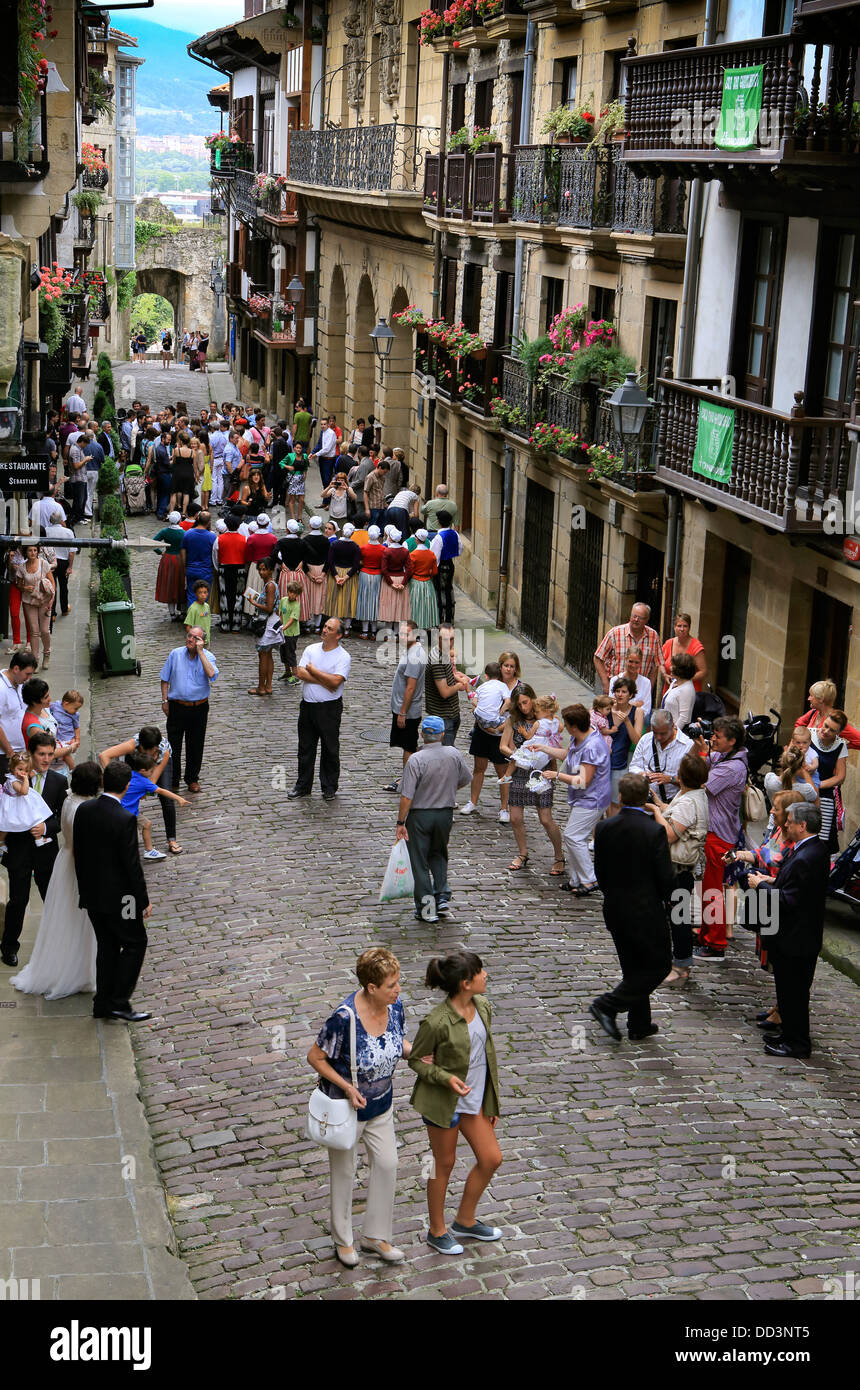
[168,510,181,524]
[286,519,301,534]
[256,513,271,531]
[388,528,402,544]
[341,522,355,538]
[215,519,227,533]
[367,525,381,540]
[415,528,429,543]
[309,516,323,530]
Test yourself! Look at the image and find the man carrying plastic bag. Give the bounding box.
[389,715,472,924]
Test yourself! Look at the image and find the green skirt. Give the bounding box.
[408,577,439,630]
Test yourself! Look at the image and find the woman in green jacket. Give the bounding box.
[409,951,502,1256]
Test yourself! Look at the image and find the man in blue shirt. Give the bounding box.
[159,627,219,793]
[209,420,228,506]
[180,511,216,607]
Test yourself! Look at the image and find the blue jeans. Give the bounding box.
[156,476,171,517]
[318,456,336,490]
[441,716,460,747]
[370,508,386,528]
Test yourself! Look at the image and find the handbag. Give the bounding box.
[306,1007,358,1151]
[742,779,767,824]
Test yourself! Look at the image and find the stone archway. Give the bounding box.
[134,227,226,360]
[350,274,376,421]
[383,285,413,448]
[325,265,347,421]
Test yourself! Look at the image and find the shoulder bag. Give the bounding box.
[742,779,767,825]
[306,1006,359,1151]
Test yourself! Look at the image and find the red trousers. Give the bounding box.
[700,832,734,950]
[8,585,21,645]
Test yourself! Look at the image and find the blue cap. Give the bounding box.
[421,715,445,734]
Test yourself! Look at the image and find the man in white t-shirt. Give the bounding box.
[65,391,87,416]
[290,618,352,801]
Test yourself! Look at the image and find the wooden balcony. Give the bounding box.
[444,151,471,219]
[655,378,851,531]
[622,35,860,185]
[226,262,243,299]
[423,153,444,215]
[251,306,300,350]
[257,185,298,226]
[0,93,48,182]
[423,147,510,225]
[74,211,96,251]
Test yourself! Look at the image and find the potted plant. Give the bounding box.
[591,100,627,146]
[419,9,445,44]
[72,189,103,217]
[541,102,596,143]
[471,126,499,153]
[393,305,429,331]
[449,125,472,151]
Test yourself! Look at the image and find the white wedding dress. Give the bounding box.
[11,794,97,1000]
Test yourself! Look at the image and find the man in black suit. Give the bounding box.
[748,801,830,1058]
[590,772,675,1042]
[73,759,152,1023]
[1,731,67,967]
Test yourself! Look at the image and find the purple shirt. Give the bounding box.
[565,728,611,812]
[704,747,748,842]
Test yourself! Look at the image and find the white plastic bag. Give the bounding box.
[379,839,415,903]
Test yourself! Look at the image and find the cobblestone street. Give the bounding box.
[76,366,860,1298]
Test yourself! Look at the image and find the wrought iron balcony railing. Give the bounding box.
[231,168,257,225]
[288,124,439,193]
[256,184,298,223]
[509,143,687,235]
[250,305,299,349]
[656,378,851,530]
[622,34,860,176]
[74,211,96,250]
[82,166,109,189]
[210,142,254,178]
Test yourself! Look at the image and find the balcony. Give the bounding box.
[509,143,687,236]
[416,337,501,417]
[74,211,96,252]
[210,142,254,178]
[231,168,257,226]
[424,146,510,225]
[655,379,851,531]
[622,35,860,185]
[83,272,110,325]
[250,306,300,350]
[0,93,48,182]
[287,124,440,237]
[82,166,109,190]
[256,185,298,226]
[226,261,243,299]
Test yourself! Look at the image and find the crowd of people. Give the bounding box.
[1,381,853,1271]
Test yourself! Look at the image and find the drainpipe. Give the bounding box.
[498,20,536,628]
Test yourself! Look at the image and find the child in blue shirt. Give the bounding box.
[121,751,189,861]
[49,690,83,776]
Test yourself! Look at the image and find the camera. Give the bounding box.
[684,719,713,741]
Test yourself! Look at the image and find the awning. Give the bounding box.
[188,13,296,75]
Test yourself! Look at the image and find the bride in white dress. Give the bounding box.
[11,766,102,1000]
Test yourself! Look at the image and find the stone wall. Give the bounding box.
[135,228,227,360]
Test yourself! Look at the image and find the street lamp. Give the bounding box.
[608,372,651,474]
[370,316,395,382]
[209,255,225,299]
[286,275,304,306]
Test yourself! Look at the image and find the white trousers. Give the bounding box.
[328,1104,397,1248]
[85,470,99,516]
[210,463,224,504]
[562,803,603,886]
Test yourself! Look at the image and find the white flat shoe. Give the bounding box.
[459,801,477,815]
[335,1245,359,1267]
[360,1238,405,1263]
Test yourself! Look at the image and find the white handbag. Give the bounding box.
[307,1006,359,1151]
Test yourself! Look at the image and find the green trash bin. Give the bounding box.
[97,600,141,677]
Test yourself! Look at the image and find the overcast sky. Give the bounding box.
[138,0,243,33]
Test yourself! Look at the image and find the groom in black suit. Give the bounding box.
[73,759,152,1022]
[1,730,67,968]
[590,772,675,1041]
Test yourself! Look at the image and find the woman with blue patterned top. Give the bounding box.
[308,946,412,1268]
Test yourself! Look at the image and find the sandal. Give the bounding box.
[574,883,600,898]
[508,854,529,871]
[248,688,266,695]
[663,967,690,987]
[550,860,566,876]
[167,842,184,855]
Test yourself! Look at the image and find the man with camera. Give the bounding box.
[692,716,749,962]
[629,710,693,803]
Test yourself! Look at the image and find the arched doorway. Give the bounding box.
[134,266,188,357]
[325,265,347,420]
[129,291,173,359]
[384,285,413,446]
[351,274,376,422]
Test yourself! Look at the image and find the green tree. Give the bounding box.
[130,293,173,344]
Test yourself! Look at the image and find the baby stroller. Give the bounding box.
[828,823,860,912]
[743,708,782,788]
[124,461,147,515]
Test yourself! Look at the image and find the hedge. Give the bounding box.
[97,567,127,605]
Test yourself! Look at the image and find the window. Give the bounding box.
[560,57,578,108]
[731,216,784,406]
[438,425,448,485]
[645,296,677,396]
[115,201,134,270]
[763,0,794,34]
[590,285,615,324]
[610,50,628,100]
[809,229,860,416]
[450,83,466,135]
[117,135,133,197]
[261,95,275,171]
[493,271,515,349]
[441,257,458,322]
[542,276,565,332]
[662,36,698,51]
[117,63,133,121]
[474,79,494,132]
[461,264,482,334]
[716,544,751,708]
[508,71,523,147]
[461,446,474,534]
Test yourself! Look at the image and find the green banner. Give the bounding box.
[715,65,764,152]
[692,401,735,483]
